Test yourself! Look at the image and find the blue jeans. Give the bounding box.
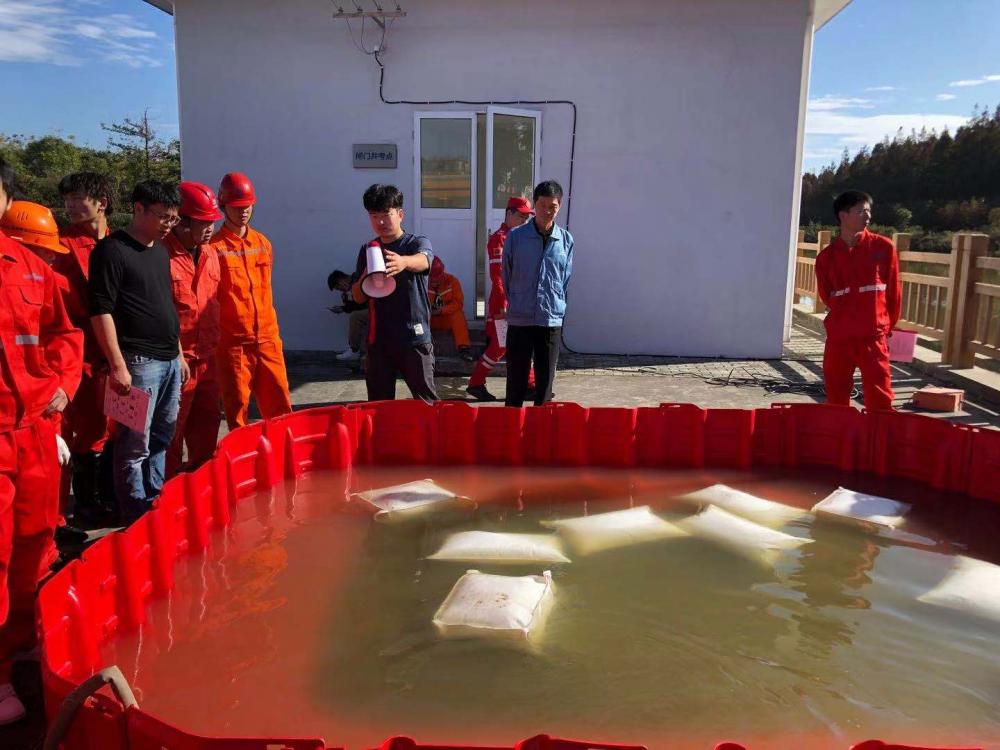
[114,354,181,524]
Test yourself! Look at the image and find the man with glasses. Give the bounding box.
[89,180,187,523]
[352,184,438,402]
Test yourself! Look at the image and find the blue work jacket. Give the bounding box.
[501,220,574,327]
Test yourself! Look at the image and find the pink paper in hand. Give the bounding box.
[888,329,917,362]
[103,380,152,433]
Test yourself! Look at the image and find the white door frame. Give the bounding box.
[483,106,543,237]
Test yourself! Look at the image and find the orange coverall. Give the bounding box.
[428,271,471,348]
[165,234,222,476]
[0,231,82,682]
[815,230,901,411]
[210,224,292,428]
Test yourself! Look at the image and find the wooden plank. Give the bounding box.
[900,251,953,265]
[900,273,950,287]
[969,341,1000,361]
[974,283,1000,298]
[897,320,944,339]
[975,256,1000,271]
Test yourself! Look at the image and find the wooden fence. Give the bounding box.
[794,231,1000,367]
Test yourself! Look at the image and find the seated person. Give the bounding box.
[328,269,369,362]
[427,257,473,361]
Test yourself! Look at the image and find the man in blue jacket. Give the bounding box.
[502,180,573,406]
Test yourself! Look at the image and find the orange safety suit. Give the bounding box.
[469,224,534,388]
[0,231,82,682]
[428,271,471,348]
[815,230,901,411]
[165,234,222,477]
[55,225,110,454]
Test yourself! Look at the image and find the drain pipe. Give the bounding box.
[43,665,138,750]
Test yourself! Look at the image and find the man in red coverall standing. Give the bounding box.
[815,190,901,411]
[165,182,223,478]
[57,172,115,525]
[466,196,535,402]
[0,159,83,724]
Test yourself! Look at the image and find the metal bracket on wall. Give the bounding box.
[332,1,406,30]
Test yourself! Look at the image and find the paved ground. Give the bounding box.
[7,324,999,750]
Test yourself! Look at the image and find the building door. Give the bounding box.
[414,108,541,321]
[414,112,477,320]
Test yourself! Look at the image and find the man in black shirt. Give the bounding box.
[352,184,438,402]
[89,180,187,523]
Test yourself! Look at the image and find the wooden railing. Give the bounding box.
[794,231,1000,366]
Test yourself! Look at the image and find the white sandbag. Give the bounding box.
[427,531,571,565]
[678,504,812,566]
[677,484,809,527]
[542,505,688,556]
[351,479,472,522]
[433,570,554,643]
[917,555,1000,623]
[811,487,911,529]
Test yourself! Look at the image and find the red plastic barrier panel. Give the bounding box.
[777,403,864,472]
[435,402,477,464]
[522,407,553,465]
[703,409,754,469]
[751,407,787,467]
[586,407,637,468]
[868,410,963,489]
[660,403,706,467]
[475,407,525,465]
[551,403,588,467]
[850,741,983,750]
[368,400,434,465]
[127,707,331,749]
[964,425,1000,504]
[634,407,668,467]
[371,735,646,750]
[39,561,91,681]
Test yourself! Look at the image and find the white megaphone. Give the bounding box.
[361,240,396,298]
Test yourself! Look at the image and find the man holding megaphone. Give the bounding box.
[352,184,439,403]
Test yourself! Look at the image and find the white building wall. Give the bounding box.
[172,0,811,357]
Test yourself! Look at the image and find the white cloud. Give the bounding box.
[949,74,1000,88]
[806,110,968,146]
[936,93,958,101]
[0,0,163,68]
[865,85,898,92]
[808,95,875,112]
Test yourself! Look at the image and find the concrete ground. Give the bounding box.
[6,324,999,750]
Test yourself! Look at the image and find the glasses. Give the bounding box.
[146,208,181,227]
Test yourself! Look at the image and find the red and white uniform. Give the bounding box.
[165,234,222,477]
[815,230,901,411]
[469,224,534,388]
[0,231,83,682]
[55,225,110,454]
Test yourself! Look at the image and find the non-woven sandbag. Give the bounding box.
[811,487,911,530]
[352,479,473,522]
[677,504,812,566]
[677,483,809,527]
[542,505,687,556]
[917,555,1000,624]
[432,570,554,643]
[427,531,570,565]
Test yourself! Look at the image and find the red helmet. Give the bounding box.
[218,172,256,207]
[430,256,444,279]
[178,181,223,221]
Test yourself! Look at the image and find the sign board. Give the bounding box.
[353,144,398,169]
[104,380,152,434]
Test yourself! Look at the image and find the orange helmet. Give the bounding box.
[218,172,256,207]
[1,201,68,255]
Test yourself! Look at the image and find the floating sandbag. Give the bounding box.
[542,505,687,556]
[427,531,571,565]
[678,505,812,565]
[917,555,1000,623]
[676,484,809,527]
[432,570,554,643]
[352,479,472,522]
[811,487,911,530]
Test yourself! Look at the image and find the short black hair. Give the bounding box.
[363,184,404,212]
[832,190,872,222]
[59,171,115,214]
[533,180,563,202]
[131,180,180,210]
[327,270,352,291]
[0,157,17,199]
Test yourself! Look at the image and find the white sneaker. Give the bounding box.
[0,682,26,725]
[336,349,361,362]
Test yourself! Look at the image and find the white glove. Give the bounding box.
[56,434,71,467]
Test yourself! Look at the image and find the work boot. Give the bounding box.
[466,384,497,402]
[336,349,361,362]
[458,347,475,362]
[55,523,89,545]
[0,683,26,725]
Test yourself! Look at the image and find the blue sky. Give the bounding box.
[1,0,998,174]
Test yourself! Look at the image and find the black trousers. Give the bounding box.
[505,325,560,407]
[365,341,439,403]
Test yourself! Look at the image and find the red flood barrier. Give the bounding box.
[36,401,999,750]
